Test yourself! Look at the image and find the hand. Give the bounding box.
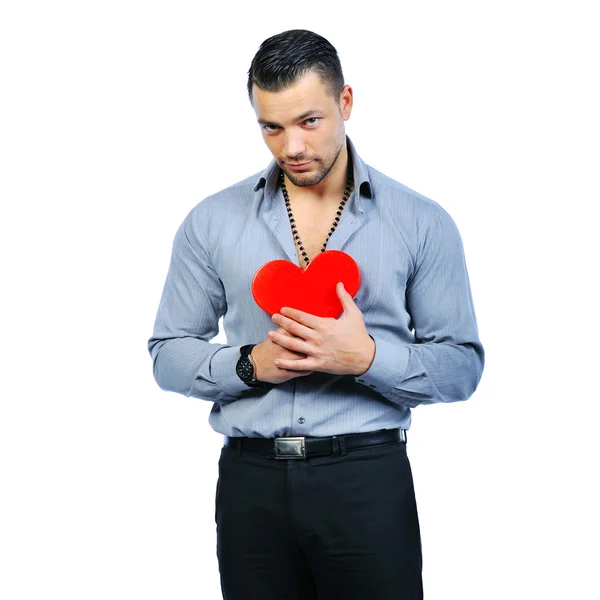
[268,282,376,376]
[251,327,315,385]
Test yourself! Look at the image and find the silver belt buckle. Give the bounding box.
[274,437,306,459]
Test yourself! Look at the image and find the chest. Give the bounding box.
[211,199,414,336]
[287,203,344,266]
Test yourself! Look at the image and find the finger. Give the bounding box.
[268,330,312,354]
[272,313,317,339]
[279,306,323,330]
[296,370,315,377]
[275,326,297,337]
[284,370,314,377]
[274,357,318,371]
[336,282,357,314]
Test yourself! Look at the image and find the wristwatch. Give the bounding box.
[236,344,270,388]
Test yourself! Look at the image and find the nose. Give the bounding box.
[283,130,306,160]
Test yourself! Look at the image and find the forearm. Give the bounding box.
[149,214,268,404]
[150,337,262,403]
[354,202,485,407]
[354,335,485,408]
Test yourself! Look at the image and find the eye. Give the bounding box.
[262,124,281,134]
[303,117,320,127]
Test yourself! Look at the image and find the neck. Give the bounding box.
[283,141,350,202]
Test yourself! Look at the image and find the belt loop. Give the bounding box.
[331,435,340,456]
[338,435,348,457]
[237,438,243,457]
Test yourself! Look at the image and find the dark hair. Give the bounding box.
[247,29,345,103]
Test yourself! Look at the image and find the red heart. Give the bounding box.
[251,250,361,318]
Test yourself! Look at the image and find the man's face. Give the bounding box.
[252,71,353,187]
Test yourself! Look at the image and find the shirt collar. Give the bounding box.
[253,136,374,201]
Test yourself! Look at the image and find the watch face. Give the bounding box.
[236,357,254,382]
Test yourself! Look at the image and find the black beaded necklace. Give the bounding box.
[280,170,353,266]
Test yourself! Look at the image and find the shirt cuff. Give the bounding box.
[209,345,251,398]
[354,336,410,394]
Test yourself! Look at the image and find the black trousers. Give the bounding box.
[215,437,423,599]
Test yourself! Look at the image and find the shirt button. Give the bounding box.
[358,379,365,383]
[369,384,377,389]
[298,417,305,424]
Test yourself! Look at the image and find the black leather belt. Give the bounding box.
[224,428,406,459]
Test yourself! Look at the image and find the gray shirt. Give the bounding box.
[148,138,484,438]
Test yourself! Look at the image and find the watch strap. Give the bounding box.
[237,344,271,388]
[240,344,255,358]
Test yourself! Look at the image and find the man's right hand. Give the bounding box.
[251,328,314,385]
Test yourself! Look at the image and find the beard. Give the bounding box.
[279,134,346,188]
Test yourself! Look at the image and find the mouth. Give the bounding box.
[285,160,313,171]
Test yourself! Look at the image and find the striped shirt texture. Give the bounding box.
[148,137,485,438]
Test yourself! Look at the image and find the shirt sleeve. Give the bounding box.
[147,211,262,404]
[354,204,485,408]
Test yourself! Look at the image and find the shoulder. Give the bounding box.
[366,164,458,236]
[367,165,440,211]
[183,170,261,224]
[190,170,262,220]
[173,170,263,251]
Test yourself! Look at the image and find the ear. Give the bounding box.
[339,85,353,121]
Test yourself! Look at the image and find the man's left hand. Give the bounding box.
[268,282,376,376]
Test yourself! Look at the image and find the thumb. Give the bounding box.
[336,282,356,313]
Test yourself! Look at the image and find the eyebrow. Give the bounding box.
[257,109,325,126]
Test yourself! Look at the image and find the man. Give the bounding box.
[148,29,484,600]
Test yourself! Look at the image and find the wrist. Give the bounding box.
[236,344,270,388]
[248,349,260,382]
[354,335,376,376]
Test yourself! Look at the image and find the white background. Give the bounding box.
[1,1,599,598]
